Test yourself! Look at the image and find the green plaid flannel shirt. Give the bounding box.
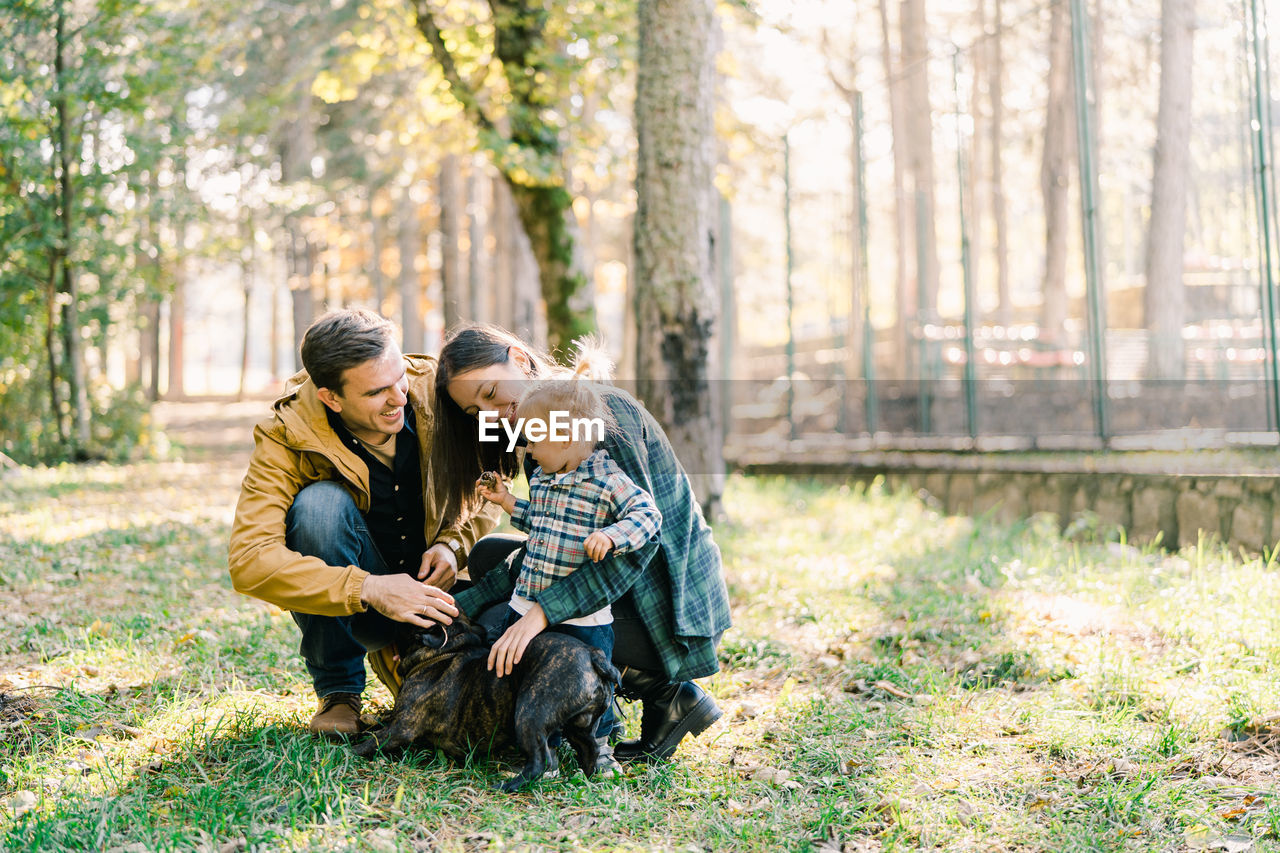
[456,388,731,680]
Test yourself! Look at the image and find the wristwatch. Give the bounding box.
[435,537,467,570]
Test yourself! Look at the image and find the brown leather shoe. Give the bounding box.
[367,644,402,699]
[309,693,362,739]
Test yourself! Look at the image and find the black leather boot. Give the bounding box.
[613,667,722,763]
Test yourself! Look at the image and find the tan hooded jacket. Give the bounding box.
[228,354,499,616]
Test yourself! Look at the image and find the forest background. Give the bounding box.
[0,0,1249,485]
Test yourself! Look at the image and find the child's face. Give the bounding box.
[528,437,588,475]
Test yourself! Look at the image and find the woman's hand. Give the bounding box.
[487,604,548,677]
[418,543,458,590]
[584,530,614,562]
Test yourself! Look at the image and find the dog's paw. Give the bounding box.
[495,776,525,793]
[350,738,380,760]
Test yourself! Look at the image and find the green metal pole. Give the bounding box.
[916,189,932,434]
[784,133,796,439]
[1246,0,1280,432]
[855,91,879,435]
[954,50,979,440]
[1069,0,1109,442]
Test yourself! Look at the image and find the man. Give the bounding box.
[229,309,499,737]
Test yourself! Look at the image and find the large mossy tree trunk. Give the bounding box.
[412,0,594,353]
[506,182,593,354]
[633,0,722,517]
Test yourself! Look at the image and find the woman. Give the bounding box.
[430,323,731,763]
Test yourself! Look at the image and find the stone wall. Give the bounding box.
[735,456,1280,554]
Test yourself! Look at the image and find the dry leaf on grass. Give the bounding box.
[0,790,37,817]
[1184,826,1255,852]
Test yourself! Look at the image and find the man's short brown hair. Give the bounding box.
[300,309,399,393]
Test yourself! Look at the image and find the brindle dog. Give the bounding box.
[352,614,620,792]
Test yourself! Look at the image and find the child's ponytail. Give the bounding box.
[568,336,614,381]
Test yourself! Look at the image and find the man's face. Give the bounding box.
[318,343,409,444]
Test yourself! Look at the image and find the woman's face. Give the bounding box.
[446,350,532,425]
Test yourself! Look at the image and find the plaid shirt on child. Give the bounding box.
[509,448,662,601]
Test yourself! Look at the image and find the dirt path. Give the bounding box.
[152,397,273,461]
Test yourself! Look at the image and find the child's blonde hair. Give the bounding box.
[517,337,616,436]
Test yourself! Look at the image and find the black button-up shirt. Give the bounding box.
[326,406,427,575]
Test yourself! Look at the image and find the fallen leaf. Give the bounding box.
[747,763,788,783]
[872,680,913,699]
[1024,792,1054,812]
[73,724,104,742]
[839,758,863,775]
[0,790,37,817]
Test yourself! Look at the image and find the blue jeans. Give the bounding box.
[498,606,617,738]
[286,481,401,698]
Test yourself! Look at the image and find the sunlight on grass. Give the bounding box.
[2,464,1279,850]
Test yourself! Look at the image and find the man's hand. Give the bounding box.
[487,604,548,678]
[418,543,459,589]
[584,531,614,562]
[361,573,458,627]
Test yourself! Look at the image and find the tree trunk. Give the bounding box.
[285,223,315,371]
[439,153,463,329]
[138,173,160,400]
[1144,0,1195,379]
[239,216,255,400]
[494,177,541,343]
[901,0,940,330]
[397,185,424,353]
[167,228,186,398]
[990,0,1011,326]
[878,0,912,371]
[1041,0,1075,345]
[506,182,593,354]
[492,177,515,332]
[45,261,67,445]
[54,0,89,456]
[968,0,986,306]
[369,188,387,314]
[412,2,595,351]
[281,79,317,371]
[633,0,722,516]
[467,155,487,322]
[270,252,282,383]
[165,114,187,400]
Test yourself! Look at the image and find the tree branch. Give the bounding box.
[411,0,499,137]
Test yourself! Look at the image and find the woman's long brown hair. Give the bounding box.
[430,324,558,526]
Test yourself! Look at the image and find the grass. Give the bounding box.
[1,431,1279,851]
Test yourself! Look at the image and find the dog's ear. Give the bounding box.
[415,621,445,649]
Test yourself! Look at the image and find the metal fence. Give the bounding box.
[724,0,1280,453]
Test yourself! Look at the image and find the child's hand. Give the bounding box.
[584,531,614,562]
[475,471,508,504]
[488,605,547,677]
